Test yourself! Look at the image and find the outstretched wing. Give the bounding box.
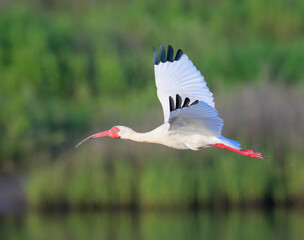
[169,100,223,136]
[154,44,215,123]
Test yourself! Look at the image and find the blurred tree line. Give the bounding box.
[1,0,303,169]
[0,0,304,207]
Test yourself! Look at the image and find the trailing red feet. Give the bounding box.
[239,149,265,159]
[209,144,265,159]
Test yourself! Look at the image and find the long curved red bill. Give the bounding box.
[75,130,110,148]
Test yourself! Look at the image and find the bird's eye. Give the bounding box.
[114,129,117,133]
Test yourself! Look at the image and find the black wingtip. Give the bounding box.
[154,44,184,65]
[167,45,174,62]
[190,100,199,106]
[153,46,159,65]
[182,97,190,108]
[174,49,183,61]
[169,96,174,112]
[159,44,166,63]
[176,94,182,109]
[168,95,199,112]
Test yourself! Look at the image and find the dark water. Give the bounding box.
[0,209,304,240]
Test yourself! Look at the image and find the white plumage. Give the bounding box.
[169,101,222,137]
[76,44,264,159]
[155,53,215,122]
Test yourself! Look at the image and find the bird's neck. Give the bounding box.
[123,127,162,143]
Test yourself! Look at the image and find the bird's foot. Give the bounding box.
[240,149,265,159]
[209,144,265,159]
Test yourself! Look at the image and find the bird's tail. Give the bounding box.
[218,136,241,150]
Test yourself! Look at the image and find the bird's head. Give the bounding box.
[75,126,132,148]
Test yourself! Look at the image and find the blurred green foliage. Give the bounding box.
[1,0,304,167]
[27,149,304,209]
[25,82,304,208]
[0,0,304,207]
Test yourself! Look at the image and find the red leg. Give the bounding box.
[209,144,265,159]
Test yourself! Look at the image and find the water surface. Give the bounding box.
[1,209,303,240]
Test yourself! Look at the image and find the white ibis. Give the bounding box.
[76,44,265,159]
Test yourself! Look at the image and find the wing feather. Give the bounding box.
[154,44,215,122]
[169,101,223,136]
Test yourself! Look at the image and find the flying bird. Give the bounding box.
[76,44,264,159]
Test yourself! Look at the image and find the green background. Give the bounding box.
[0,0,304,209]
